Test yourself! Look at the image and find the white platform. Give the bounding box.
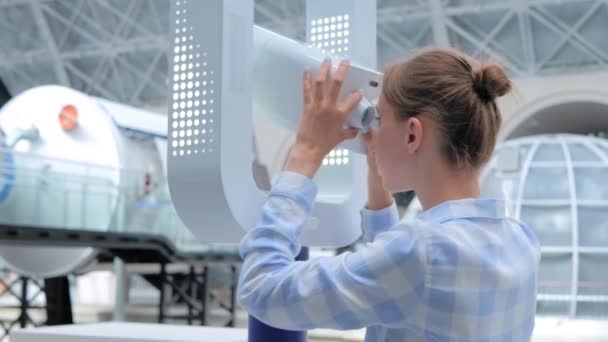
[12,322,248,342]
[11,318,608,342]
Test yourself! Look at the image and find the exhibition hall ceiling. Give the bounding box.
[0,0,607,108]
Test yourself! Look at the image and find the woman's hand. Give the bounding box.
[364,133,394,210]
[285,60,363,178]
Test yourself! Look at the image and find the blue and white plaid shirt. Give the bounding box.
[238,171,540,341]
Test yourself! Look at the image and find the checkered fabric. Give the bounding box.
[238,171,540,341]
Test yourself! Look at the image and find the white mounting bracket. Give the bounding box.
[168,0,379,247]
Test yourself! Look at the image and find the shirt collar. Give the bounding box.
[416,198,506,224]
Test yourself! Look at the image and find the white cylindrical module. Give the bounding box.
[0,86,164,278]
[253,26,381,154]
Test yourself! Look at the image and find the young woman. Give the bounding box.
[237,49,540,341]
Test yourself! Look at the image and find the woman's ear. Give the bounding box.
[405,117,423,155]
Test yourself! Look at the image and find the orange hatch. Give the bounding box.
[59,104,78,131]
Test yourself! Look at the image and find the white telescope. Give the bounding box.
[253,27,382,153]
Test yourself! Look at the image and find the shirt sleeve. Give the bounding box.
[360,201,400,242]
[237,171,426,331]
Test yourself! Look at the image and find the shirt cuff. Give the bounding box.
[360,201,399,237]
[270,171,318,211]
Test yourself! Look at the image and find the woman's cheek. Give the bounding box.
[375,149,390,176]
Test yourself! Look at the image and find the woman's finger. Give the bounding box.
[314,60,331,103]
[341,127,359,141]
[338,90,364,116]
[363,133,374,157]
[302,70,313,106]
[363,132,372,144]
[328,60,350,103]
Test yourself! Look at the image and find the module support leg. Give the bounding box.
[158,262,167,323]
[44,276,73,325]
[113,257,127,321]
[229,264,237,327]
[19,277,28,328]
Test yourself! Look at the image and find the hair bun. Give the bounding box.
[472,64,511,102]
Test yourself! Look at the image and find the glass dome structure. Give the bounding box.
[482,134,608,319]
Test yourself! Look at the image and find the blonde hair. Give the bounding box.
[381,48,511,168]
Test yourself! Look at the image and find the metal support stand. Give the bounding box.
[0,224,242,336]
[0,270,45,340]
[113,257,127,321]
[154,262,237,326]
[248,247,309,342]
[188,265,195,325]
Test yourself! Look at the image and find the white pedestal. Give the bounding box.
[12,322,248,342]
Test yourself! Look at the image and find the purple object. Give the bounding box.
[247,247,309,342]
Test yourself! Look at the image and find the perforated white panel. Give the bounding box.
[322,148,350,166]
[309,14,352,169]
[167,0,262,244]
[310,15,351,55]
[169,1,218,158]
[307,2,375,170]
